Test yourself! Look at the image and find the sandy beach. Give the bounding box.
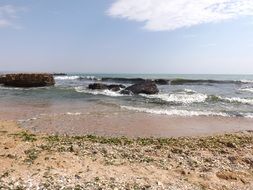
[1,0,253,188]
[1,120,253,189]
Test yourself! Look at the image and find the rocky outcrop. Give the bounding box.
[100,77,170,85]
[88,83,125,92]
[3,73,55,87]
[88,83,108,90]
[122,81,159,95]
[101,77,145,84]
[0,75,5,84]
[53,73,67,76]
[88,81,158,94]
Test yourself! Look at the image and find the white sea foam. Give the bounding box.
[240,80,253,83]
[66,112,82,116]
[183,89,197,93]
[54,76,80,80]
[219,96,253,105]
[0,86,50,90]
[141,92,207,104]
[239,87,253,93]
[85,76,100,80]
[121,106,229,117]
[74,87,125,97]
[243,113,253,119]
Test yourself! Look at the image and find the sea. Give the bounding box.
[0,74,253,137]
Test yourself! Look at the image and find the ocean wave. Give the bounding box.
[53,76,253,85]
[169,79,246,85]
[98,77,253,85]
[239,87,253,93]
[86,76,100,80]
[242,113,253,119]
[183,89,197,93]
[0,86,51,90]
[79,76,101,81]
[54,76,80,80]
[121,106,229,117]
[74,86,125,97]
[140,92,207,104]
[218,96,253,105]
[240,80,253,84]
[141,91,253,106]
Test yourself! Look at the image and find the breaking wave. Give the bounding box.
[239,87,253,93]
[141,90,253,106]
[0,86,51,90]
[54,76,80,80]
[121,106,229,117]
[74,86,125,97]
[53,75,253,86]
[240,80,253,84]
[141,92,208,104]
[54,75,102,81]
[218,96,253,105]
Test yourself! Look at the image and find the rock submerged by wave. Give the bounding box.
[3,73,55,87]
[88,83,125,92]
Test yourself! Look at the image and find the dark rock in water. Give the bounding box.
[0,75,5,84]
[101,77,170,85]
[107,84,126,91]
[53,73,67,76]
[102,77,146,84]
[3,73,55,87]
[123,81,159,95]
[154,79,168,85]
[88,83,108,90]
[88,83,125,91]
[120,89,132,95]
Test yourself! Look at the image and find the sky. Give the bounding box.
[0,0,253,74]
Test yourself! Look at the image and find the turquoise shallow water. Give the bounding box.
[0,74,253,119]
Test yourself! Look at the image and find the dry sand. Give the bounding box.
[0,120,253,189]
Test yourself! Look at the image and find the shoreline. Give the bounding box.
[18,113,253,138]
[1,102,253,138]
[1,120,253,189]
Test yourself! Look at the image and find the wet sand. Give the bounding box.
[0,101,252,137]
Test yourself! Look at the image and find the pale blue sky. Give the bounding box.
[0,0,253,74]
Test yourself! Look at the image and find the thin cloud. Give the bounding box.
[107,0,253,31]
[0,5,25,29]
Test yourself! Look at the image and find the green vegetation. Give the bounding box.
[24,148,40,163]
[10,131,37,142]
[43,133,252,150]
